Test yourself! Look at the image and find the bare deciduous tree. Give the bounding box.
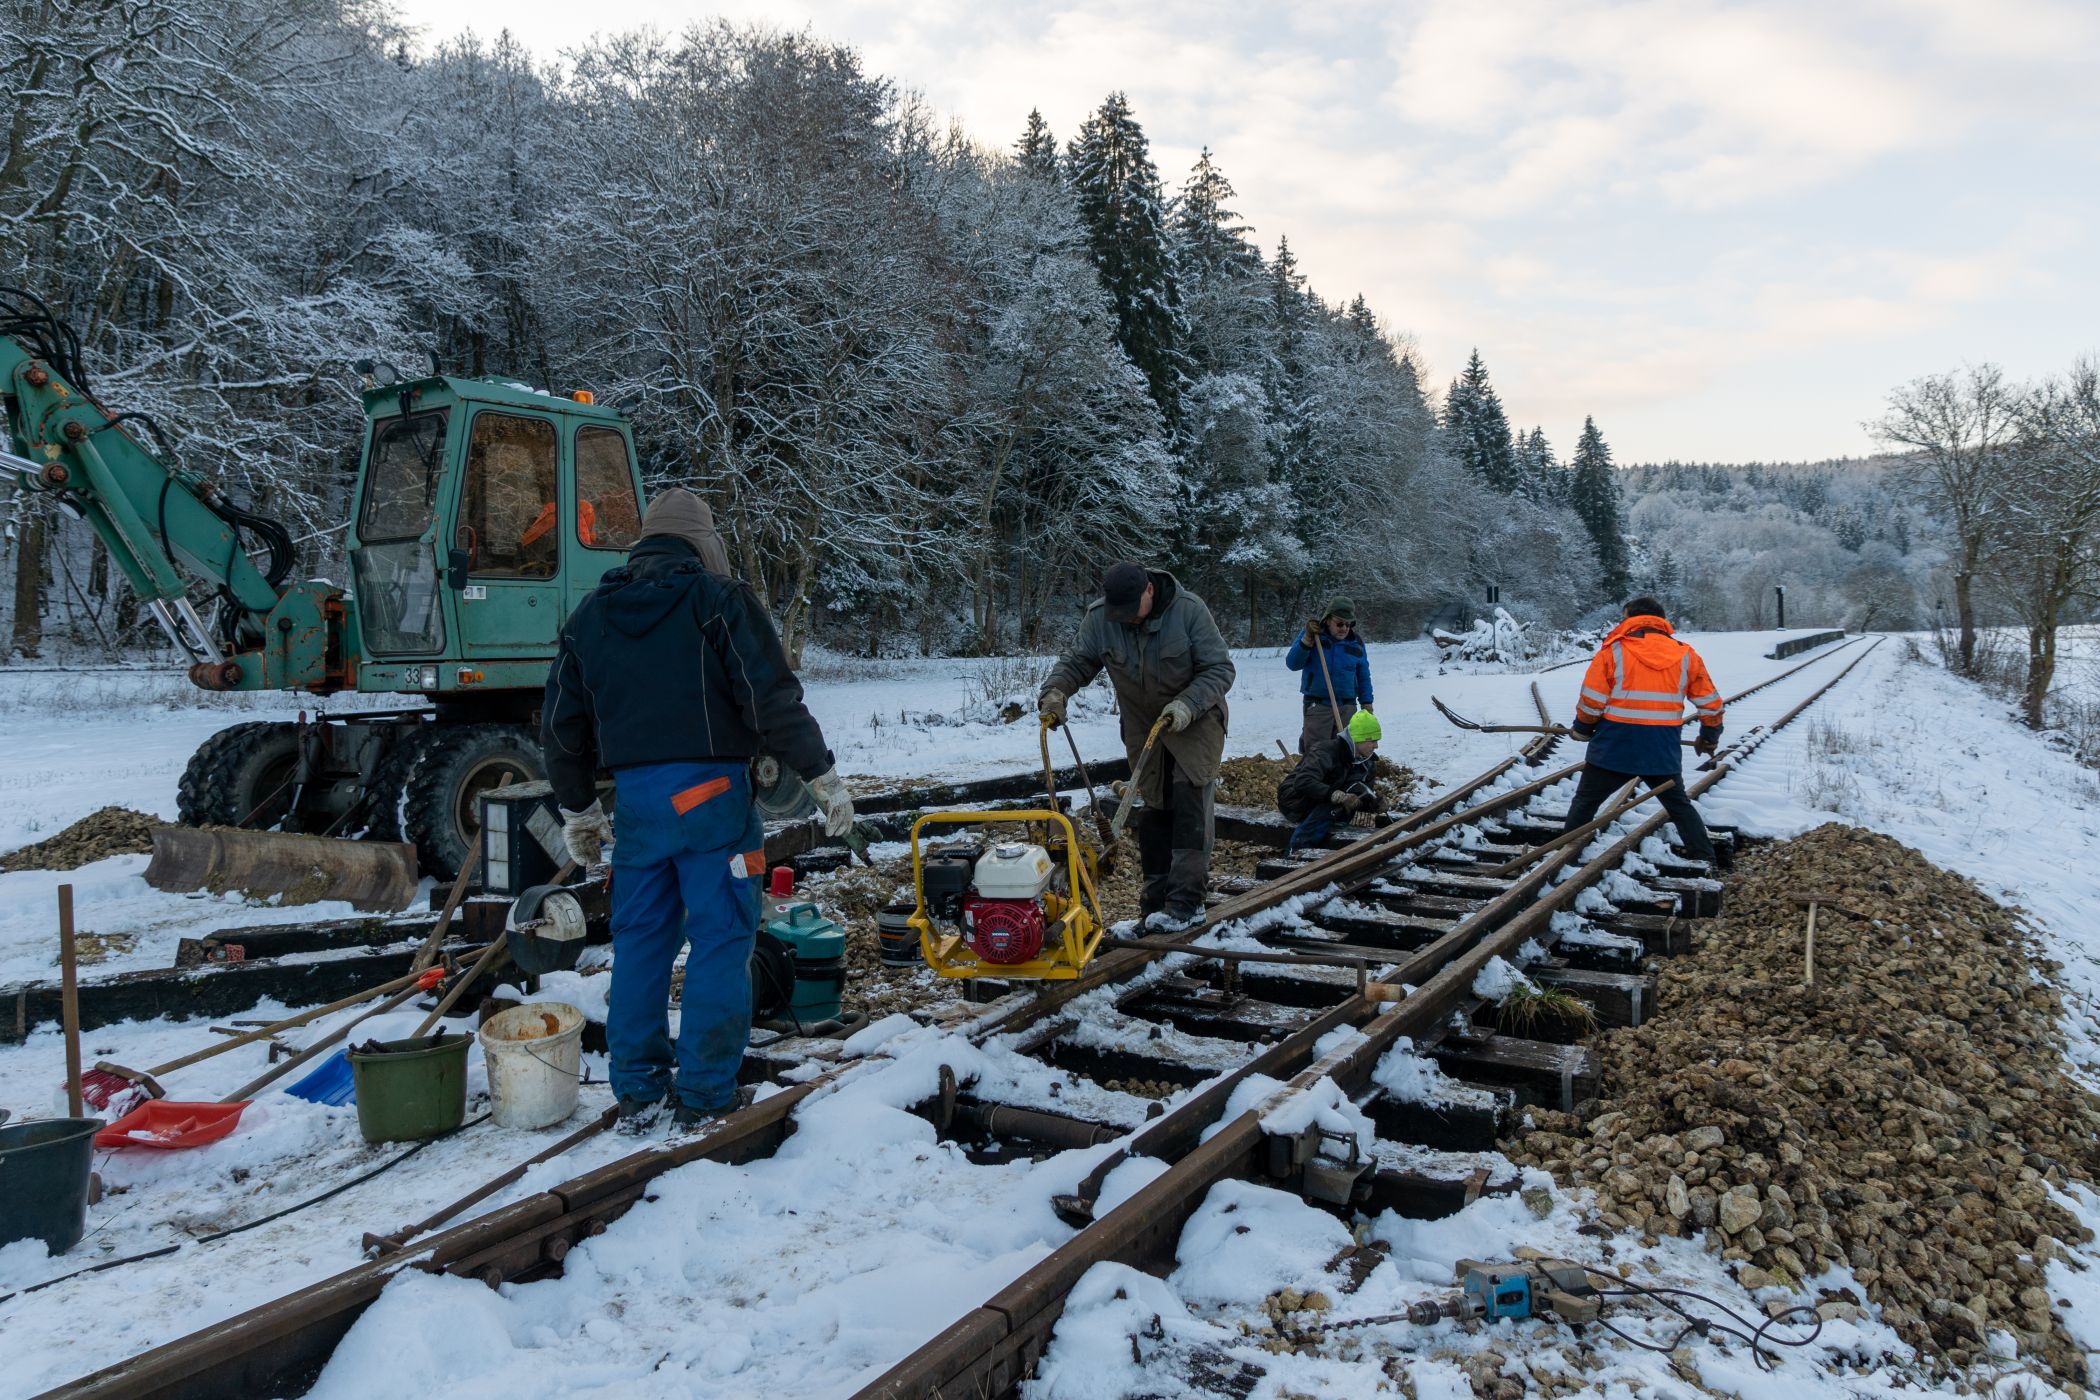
[1871,365,2023,673]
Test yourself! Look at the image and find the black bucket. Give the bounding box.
[876,903,921,967]
[0,1117,102,1254]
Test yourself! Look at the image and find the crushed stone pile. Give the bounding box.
[1,806,157,872]
[1214,753,1419,813]
[1508,824,2100,1383]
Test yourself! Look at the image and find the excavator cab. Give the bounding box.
[348,377,645,695]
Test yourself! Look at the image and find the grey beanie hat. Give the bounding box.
[640,488,732,575]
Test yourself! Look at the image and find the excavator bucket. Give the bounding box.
[145,827,419,913]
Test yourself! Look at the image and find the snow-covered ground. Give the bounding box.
[2,630,2096,1398]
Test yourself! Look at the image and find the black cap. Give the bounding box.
[1101,560,1150,624]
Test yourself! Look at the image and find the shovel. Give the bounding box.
[1107,715,1174,846]
[144,825,418,912]
[79,967,433,1111]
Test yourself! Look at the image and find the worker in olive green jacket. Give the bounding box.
[1040,561,1236,932]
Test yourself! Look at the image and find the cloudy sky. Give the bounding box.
[395,0,2099,464]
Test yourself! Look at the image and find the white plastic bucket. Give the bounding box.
[477,1001,584,1130]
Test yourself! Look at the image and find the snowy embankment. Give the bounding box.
[2,632,2095,1397]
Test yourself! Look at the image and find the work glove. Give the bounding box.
[1695,725,1722,756]
[1162,698,1195,732]
[808,766,857,839]
[1305,618,1323,643]
[1569,722,1596,742]
[1039,689,1067,728]
[1330,789,1365,813]
[559,801,613,866]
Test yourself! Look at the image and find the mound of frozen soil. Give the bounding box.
[1509,824,2100,1383]
[1,806,158,872]
[1214,753,1420,814]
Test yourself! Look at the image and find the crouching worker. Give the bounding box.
[1040,560,1236,933]
[542,489,856,1131]
[1278,709,1384,853]
[1562,596,1722,865]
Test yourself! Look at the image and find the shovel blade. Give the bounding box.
[146,826,419,912]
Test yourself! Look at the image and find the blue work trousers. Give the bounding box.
[606,760,763,1112]
[1286,805,1341,854]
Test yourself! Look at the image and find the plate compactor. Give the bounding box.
[906,721,1108,980]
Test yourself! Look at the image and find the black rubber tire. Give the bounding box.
[403,723,545,878]
[176,721,305,830]
[360,724,435,843]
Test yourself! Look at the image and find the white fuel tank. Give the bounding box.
[972,842,1054,900]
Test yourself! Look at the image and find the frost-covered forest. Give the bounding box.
[2,3,1630,662]
[1616,457,1939,634]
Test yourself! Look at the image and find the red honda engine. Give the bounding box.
[963,893,1046,965]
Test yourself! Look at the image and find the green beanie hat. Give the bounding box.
[1323,597,1357,623]
[1348,709,1382,743]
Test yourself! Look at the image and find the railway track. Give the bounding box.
[43,635,1880,1400]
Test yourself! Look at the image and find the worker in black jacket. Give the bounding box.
[542,489,854,1129]
[1276,709,1383,853]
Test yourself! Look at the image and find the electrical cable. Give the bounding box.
[1277,1268,1824,1376]
[1586,1270,1823,1371]
[0,1112,493,1307]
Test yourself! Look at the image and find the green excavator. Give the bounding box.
[1,287,645,882]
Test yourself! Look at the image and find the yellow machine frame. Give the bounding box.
[909,809,1105,979]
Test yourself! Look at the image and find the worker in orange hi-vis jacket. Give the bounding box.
[1561,596,1723,864]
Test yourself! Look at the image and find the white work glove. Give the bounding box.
[1039,689,1067,728]
[1162,698,1194,732]
[808,767,856,839]
[1330,789,1365,813]
[559,801,613,865]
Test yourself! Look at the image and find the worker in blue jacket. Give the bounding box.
[1285,598,1373,754]
[543,490,855,1132]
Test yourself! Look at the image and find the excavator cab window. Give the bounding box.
[574,426,642,550]
[359,410,449,540]
[461,413,559,578]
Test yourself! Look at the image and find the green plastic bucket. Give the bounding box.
[348,1033,470,1144]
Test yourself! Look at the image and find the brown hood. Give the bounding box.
[639,488,731,576]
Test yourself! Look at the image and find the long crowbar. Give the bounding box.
[1431,695,1706,750]
[1311,626,1348,738]
[1044,717,1115,852]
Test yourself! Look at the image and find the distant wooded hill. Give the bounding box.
[1618,457,1942,632]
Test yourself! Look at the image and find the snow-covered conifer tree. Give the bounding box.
[1443,350,1520,494]
[1066,93,1182,426]
[1570,416,1632,599]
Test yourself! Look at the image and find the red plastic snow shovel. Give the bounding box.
[94,1099,250,1151]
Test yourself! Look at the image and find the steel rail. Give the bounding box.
[850,635,1884,1399]
[40,637,1880,1400]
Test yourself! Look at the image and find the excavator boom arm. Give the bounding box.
[1,302,291,664]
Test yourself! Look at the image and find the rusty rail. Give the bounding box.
[40,638,1882,1400]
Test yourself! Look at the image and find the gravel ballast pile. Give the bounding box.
[1,806,157,871]
[1509,824,2100,1382]
[1215,753,1419,813]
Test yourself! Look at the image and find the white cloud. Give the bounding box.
[393,0,2100,461]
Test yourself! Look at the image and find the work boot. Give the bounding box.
[671,1102,721,1129]
[614,1093,668,1134]
[673,1085,754,1129]
[1143,906,1205,935]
